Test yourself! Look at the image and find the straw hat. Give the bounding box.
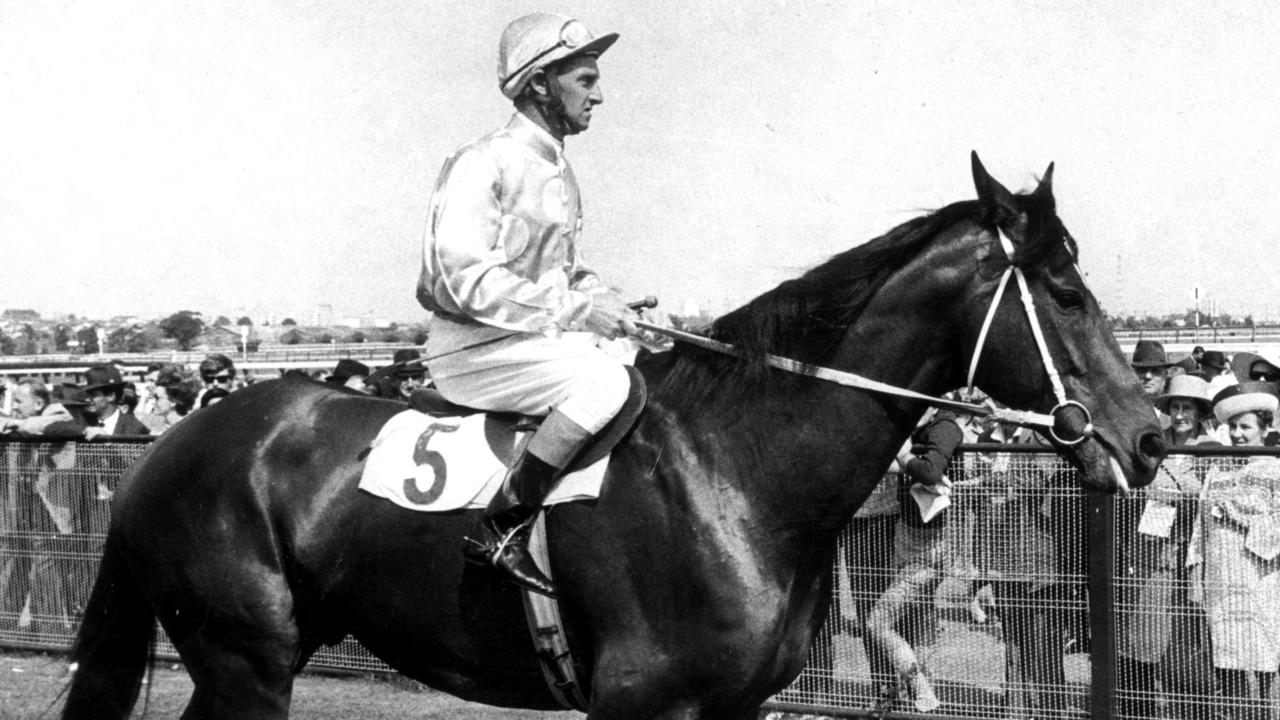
[498,13,618,100]
[1154,374,1211,416]
[1211,380,1280,425]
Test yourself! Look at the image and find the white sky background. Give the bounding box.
[2,1,1278,322]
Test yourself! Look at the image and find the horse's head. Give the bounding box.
[955,152,1164,490]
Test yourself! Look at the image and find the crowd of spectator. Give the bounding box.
[0,349,435,440]
[822,342,1280,717]
[0,348,430,639]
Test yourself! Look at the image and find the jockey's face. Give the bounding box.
[548,56,602,135]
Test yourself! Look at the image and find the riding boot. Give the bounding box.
[465,450,561,597]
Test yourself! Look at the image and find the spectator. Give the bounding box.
[1172,355,1197,377]
[140,368,201,434]
[136,362,165,415]
[1189,381,1280,717]
[1229,350,1280,385]
[1200,350,1228,380]
[1,378,73,435]
[1131,340,1171,400]
[391,349,428,401]
[1117,374,1217,720]
[81,365,150,439]
[864,411,963,713]
[197,354,237,405]
[983,427,1084,718]
[0,379,84,636]
[325,359,372,393]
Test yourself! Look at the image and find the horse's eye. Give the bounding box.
[1052,288,1086,312]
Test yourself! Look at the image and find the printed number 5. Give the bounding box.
[402,422,457,505]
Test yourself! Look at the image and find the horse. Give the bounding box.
[62,154,1165,719]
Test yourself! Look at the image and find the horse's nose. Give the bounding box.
[1136,431,1167,475]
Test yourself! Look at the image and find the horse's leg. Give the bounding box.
[168,574,300,720]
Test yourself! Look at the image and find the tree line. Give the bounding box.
[0,311,428,356]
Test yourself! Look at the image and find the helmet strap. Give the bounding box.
[527,68,578,139]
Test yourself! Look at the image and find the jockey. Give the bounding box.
[416,13,637,598]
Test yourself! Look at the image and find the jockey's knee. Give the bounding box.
[556,361,631,435]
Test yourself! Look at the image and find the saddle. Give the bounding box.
[406,365,647,472]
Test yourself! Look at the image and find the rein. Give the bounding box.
[634,227,1094,445]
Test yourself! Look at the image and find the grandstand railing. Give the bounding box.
[3,437,1277,719]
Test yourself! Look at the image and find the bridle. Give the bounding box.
[963,226,1093,446]
[633,225,1095,446]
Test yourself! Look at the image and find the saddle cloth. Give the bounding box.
[358,409,608,512]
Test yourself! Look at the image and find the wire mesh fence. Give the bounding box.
[3,437,1280,718]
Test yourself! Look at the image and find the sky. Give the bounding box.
[2,1,1279,323]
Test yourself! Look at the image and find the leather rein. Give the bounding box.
[635,227,1094,446]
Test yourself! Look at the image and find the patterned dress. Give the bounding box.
[1191,456,1280,671]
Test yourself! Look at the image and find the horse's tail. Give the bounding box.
[61,531,155,720]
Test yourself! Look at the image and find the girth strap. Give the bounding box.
[521,512,589,711]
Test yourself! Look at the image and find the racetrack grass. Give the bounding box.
[1,650,581,720]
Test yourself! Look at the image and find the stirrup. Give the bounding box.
[464,522,523,564]
[464,522,558,597]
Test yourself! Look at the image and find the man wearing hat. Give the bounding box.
[81,365,149,439]
[1131,340,1171,400]
[415,13,636,596]
[390,348,427,401]
[1199,349,1228,379]
[326,359,372,393]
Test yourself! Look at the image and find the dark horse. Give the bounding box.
[63,155,1165,719]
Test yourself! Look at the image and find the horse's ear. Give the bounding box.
[971,151,1016,220]
[1034,161,1056,204]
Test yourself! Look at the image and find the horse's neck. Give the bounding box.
[730,255,962,545]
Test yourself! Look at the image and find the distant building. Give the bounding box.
[2,309,40,322]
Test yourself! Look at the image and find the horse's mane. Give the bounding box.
[654,184,1067,408]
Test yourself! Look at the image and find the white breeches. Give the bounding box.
[425,318,630,435]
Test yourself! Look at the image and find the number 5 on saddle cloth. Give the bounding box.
[358,365,646,514]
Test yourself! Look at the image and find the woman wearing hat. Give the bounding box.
[1190,382,1280,715]
[1117,375,1217,719]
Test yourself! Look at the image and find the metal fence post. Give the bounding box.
[1087,488,1117,720]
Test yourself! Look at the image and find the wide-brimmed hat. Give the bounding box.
[1155,374,1212,416]
[1212,380,1280,425]
[1230,349,1280,384]
[82,365,127,394]
[1200,350,1227,373]
[498,13,618,100]
[1130,340,1169,369]
[326,359,371,384]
